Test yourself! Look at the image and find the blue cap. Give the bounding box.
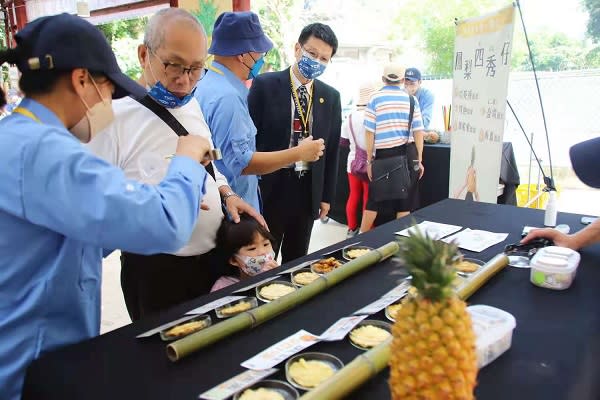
[570,137,600,188]
[405,67,422,81]
[15,13,145,99]
[208,11,273,56]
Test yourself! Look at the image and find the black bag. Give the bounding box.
[369,95,416,202]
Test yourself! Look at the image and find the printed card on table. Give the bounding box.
[442,228,508,252]
[241,330,320,370]
[198,368,278,400]
[395,221,463,240]
[318,315,369,342]
[185,296,246,315]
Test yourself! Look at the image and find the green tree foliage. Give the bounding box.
[98,18,148,79]
[517,31,588,71]
[98,17,147,46]
[583,0,600,42]
[189,0,218,36]
[393,0,499,77]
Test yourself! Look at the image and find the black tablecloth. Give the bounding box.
[330,143,520,225]
[23,200,600,400]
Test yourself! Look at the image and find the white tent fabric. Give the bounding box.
[25,0,167,25]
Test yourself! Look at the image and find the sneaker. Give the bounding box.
[346,228,359,238]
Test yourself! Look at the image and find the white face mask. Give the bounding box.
[235,251,276,276]
[70,77,115,143]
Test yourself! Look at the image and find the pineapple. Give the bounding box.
[389,229,477,400]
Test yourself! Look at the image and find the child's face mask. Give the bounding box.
[235,251,276,276]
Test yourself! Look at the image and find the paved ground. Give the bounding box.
[100,189,600,334]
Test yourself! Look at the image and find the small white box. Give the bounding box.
[529,246,580,290]
[468,305,516,368]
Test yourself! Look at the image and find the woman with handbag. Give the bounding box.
[359,64,425,233]
[340,83,378,237]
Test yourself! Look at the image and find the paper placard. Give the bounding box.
[353,290,408,316]
[395,221,463,240]
[136,315,200,338]
[198,368,278,400]
[241,330,320,370]
[442,228,508,252]
[279,259,321,275]
[185,296,246,316]
[232,276,279,294]
[382,281,411,299]
[318,315,369,342]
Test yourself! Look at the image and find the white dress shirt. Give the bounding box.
[88,96,226,256]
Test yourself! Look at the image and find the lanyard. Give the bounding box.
[13,107,41,123]
[289,68,313,137]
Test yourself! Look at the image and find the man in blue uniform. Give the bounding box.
[0,14,212,399]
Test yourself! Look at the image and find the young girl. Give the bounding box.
[211,215,279,292]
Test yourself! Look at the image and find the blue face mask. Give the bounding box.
[147,81,195,108]
[297,51,327,80]
[247,55,265,80]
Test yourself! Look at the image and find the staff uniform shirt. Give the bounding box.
[415,86,434,130]
[196,62,260,211]
[88,96,225,256]
[340,108,367,173]
[0,99,206,400]
[364,86,424,150]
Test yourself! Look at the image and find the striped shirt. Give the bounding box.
[364,86,423,149]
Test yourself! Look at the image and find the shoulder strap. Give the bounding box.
[408,94,415,133]
[347,113,364,151]
[134,95,216,181]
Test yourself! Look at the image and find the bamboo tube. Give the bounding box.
[167,241,400,362]
[299,253,509,400]
[300,337,392,400]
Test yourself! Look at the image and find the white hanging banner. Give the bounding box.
[449,5,515,203]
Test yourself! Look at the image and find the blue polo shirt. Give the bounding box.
[0,99,207,399]
[195,62,260,211]
[415,86,434,130]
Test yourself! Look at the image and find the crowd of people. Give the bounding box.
[1,6,597,400]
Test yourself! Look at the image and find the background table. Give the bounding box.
[329,142,520,225]
[23,200,600,400]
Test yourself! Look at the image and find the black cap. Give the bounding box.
[569,137,600,188]
[15,13,145,99]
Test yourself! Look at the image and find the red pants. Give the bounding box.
[346,172,369,230]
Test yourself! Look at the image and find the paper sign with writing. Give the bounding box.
[318,315,369,342]
[241,330,320,370]
[185,296,246,315]
[198,368,278,400]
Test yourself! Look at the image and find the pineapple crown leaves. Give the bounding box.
[396,224,461,302]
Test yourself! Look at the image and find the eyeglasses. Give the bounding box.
[302,47,331,64]
[151,50,206,81]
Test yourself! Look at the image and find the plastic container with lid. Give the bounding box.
[468,305,516,368]
[529,246,580,290]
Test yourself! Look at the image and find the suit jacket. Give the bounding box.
[248,68,341,219]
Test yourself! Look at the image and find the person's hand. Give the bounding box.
[175,135,212,163]
[224,194,268,229]
[367,163,373,181]
[418,161,424,180]
[200,202,210,211]
[319,202,330,220]
[521,228,577,249]
[298,136,325,162]
[264,260,279,271]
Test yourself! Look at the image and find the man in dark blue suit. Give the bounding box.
[248,23,342,263]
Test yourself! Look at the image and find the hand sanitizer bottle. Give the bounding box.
[544,190,558,227]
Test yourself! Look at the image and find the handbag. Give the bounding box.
[368,95,417,202]
[348,114,369,181]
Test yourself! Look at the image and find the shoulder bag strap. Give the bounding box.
[134,95,216,181]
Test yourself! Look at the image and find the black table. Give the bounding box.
[329,142,520,225]
[23,200,600,400]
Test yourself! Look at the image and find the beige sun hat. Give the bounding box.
[383,63,405,83]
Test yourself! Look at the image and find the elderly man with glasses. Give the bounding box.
[88,8,262,321]
[196,11,325,213]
